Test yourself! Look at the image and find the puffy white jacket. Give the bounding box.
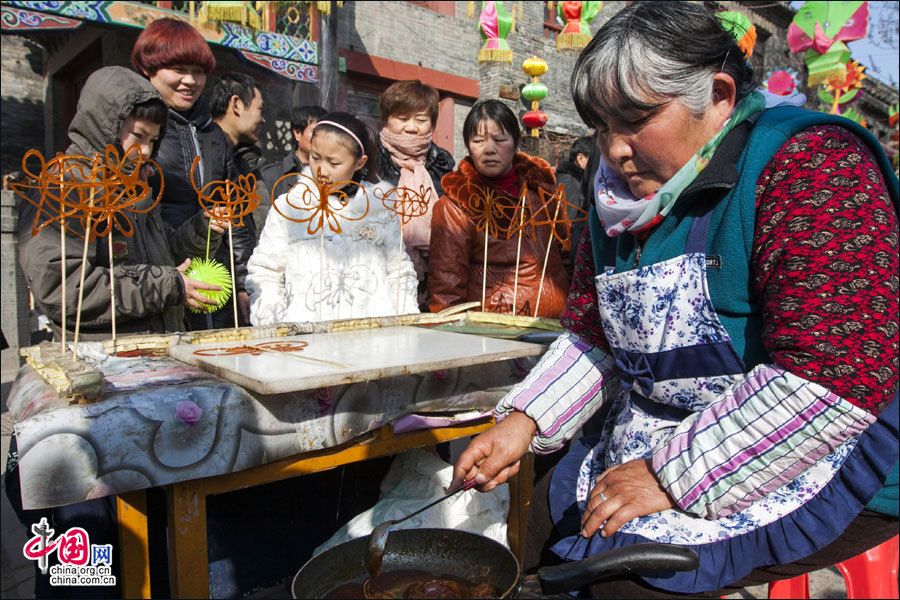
[246,171,419,325]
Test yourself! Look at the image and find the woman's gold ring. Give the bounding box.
[599,492,608,503]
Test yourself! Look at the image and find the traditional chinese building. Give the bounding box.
[2,1,897,175]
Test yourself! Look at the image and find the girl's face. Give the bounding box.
[385,110,434,136]
[148,65,207,111]
[467,119,516,179]
[309,130,367,184]
[118,115,161,172]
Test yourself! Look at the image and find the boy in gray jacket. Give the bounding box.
[18,66,226,341]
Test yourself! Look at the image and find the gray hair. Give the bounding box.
[572,2,756,128]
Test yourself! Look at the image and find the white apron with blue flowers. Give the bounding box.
[570,211,857,544]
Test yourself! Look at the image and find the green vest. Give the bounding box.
[587,106,900,516]
[589,106,899,365]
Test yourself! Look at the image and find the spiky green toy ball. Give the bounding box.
[185,258,232,313]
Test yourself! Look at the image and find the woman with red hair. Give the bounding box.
[132,18,255,330]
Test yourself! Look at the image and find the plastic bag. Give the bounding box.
[314,448,510,556]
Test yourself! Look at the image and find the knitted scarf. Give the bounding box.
[594,92,766,237]
[379,128,438,249]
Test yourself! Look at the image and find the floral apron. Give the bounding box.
[546,210,892,592]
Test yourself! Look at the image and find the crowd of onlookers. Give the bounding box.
[17,17,594,344]
[9,17,593,598]
[7,4,900,598]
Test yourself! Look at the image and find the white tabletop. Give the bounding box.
[168,326,543,395]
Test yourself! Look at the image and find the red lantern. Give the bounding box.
[522,110,548,130]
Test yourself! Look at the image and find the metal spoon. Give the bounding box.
[365,479,478,579]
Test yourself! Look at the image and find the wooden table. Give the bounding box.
[116,419,534,599]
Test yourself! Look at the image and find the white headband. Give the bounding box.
[314,120,366,157]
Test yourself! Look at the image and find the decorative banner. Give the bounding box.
[314,1,344,16]
[1,5,82,31]
[556,1,602,51]
[239,50,318,83]
[522,56,549,138]
[199,1,262,30]
[763,68,800,96]
[817,60,866,114]
[839,107,866,127]
[788,1,869,87]
[889,104,898,129]
[3,1,317,81]
[478,1,514,63]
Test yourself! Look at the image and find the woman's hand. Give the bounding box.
[451,412,537,492]
[176,259,223,310]
[204,207,230,234]
[581,458,676,538]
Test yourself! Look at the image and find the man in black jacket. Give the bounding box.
[147,91,256,330]
[210,72,271,323]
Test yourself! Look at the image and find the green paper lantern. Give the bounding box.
[185,258,233,314]
[521,82,548,103]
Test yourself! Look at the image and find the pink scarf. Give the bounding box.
[379,128,438,249]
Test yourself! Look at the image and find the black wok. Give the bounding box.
[292,528,698,598]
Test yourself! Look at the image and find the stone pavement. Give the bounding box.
[0,344,847,599]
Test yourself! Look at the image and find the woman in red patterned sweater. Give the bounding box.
[451,2,898,597]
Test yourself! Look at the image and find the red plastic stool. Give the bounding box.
[767,574,810,599]
[833,534,899,599]
[766,535,899,599]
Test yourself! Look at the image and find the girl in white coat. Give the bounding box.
[247,112,419,325]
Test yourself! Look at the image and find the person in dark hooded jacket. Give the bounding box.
[10,64,228,600]
[17,66,226,341]
[132,17,255,329]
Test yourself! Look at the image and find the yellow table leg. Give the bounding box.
[117,490,151,599]
[164,421,496,599]
[507,451,535,565]
[167,481,209,599]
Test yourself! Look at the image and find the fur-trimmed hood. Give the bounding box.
[441,152,557,207]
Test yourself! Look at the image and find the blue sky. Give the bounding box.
[790,1,899,86]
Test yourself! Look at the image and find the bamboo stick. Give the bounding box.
[73,180,98,359]
[512,187,527,316]
[533,198,562,318]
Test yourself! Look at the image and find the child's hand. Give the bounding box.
[204,206,230,234]
[176,259,222,310]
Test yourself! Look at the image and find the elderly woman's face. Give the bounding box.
[385,111,434,136]
[597,99,726,198]
[468,119,516,179]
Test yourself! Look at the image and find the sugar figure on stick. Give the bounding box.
[377,184,433,315]
[14,66,230,357]
[528,184,588,318]
[12,150,94,354]
[189,156,261,329]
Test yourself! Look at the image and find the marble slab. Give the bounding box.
[167,326,544,395]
